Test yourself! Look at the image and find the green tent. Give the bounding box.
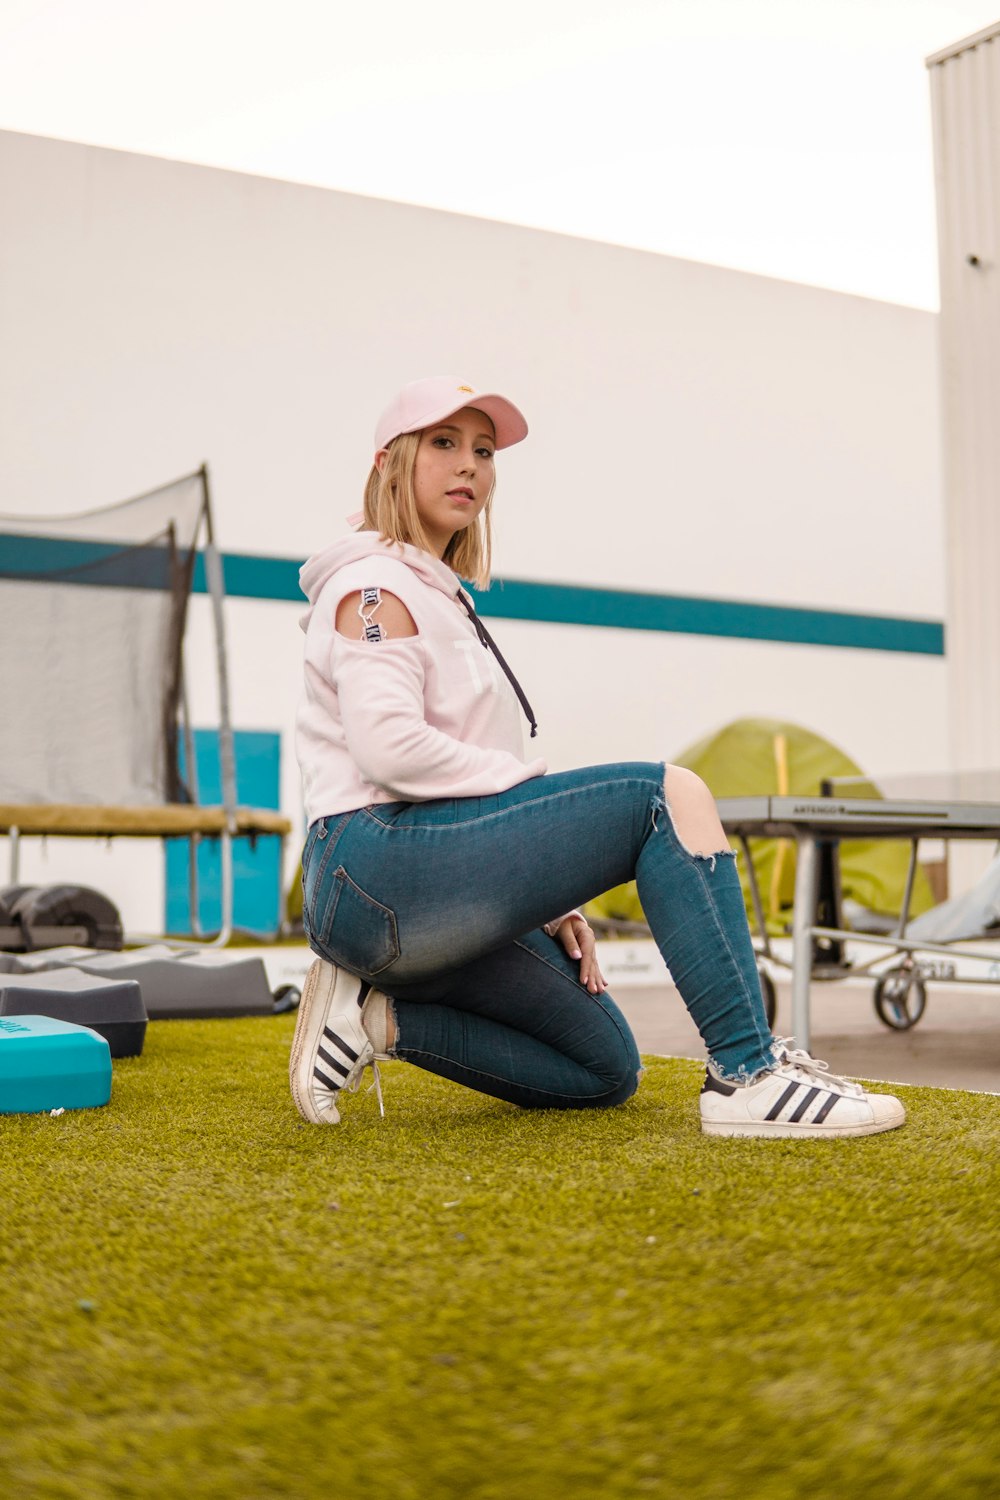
[586,716,933,935]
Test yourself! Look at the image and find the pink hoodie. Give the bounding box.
[295,534,547,824]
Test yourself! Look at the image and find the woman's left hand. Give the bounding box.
[554,914,607,994]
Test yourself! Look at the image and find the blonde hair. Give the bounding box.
[361,431,494,589]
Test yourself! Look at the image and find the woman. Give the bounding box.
[291,376,904,1139]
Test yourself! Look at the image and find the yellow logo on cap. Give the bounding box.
[457,385,474,393]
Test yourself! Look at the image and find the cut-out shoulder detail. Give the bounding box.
[335,589,418,641]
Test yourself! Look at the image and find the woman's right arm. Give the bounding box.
[335,590,418,644]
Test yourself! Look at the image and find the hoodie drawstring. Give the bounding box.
[456,593,538,738]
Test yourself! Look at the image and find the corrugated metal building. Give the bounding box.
[928,20,1000,777]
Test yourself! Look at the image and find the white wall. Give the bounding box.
[0,129,949,930]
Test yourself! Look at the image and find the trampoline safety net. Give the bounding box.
[0,472,207,807]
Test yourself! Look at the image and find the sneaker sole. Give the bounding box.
[701,1108,905,1139]
[289,960,358,1125]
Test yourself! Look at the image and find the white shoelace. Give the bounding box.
[343,1058,385,1118]
[772,1038,864,1097]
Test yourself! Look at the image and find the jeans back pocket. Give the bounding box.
[318,866,400,978]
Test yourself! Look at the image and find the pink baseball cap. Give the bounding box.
[374,376,528,454]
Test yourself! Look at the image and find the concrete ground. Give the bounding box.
[616,973,1000,1093]
[261,941,1000,1095]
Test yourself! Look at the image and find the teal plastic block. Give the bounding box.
[0,1014,112,1115]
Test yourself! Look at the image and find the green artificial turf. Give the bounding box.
[2,1019,999,1500]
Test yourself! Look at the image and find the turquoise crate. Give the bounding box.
[0,1014,112,1114]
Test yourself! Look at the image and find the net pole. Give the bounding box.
[178,662,204,937]
[200,464,236,945]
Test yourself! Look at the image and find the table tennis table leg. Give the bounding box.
[790,835,820,1050]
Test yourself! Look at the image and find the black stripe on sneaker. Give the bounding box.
[811,1092,841,1124]
[765,1082,801,1121]
[789,1087,821,1123]
[317,1044,350,1080]
[323,1028,359,1065]
[314,1064,341,1089]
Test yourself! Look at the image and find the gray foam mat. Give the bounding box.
[19,945,275,1019]
[0,967,147,1057]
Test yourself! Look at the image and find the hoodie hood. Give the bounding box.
[299,533,464,630]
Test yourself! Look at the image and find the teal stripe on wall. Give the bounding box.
[199,550,945,657]
[3,533,943,653]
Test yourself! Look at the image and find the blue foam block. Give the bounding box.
[0,1014,112,1114]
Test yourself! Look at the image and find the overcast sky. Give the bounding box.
[1,0,996,308]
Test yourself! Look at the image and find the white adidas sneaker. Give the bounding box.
[699,1040,905,1139]
[289,958,385,1125]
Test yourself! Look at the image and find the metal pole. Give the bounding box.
[178,664,203,937]
[200,464,235,945]
[739,833,773,959]
[219,827,234,946]
[896,839,920,938]
[810,926,995,962]
[790,836,820,1050]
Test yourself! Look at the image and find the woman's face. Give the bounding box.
[409,405,496,557]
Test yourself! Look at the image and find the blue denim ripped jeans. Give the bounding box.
[300,762,775,1110]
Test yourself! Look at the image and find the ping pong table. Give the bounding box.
[717,795,1000,1049]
